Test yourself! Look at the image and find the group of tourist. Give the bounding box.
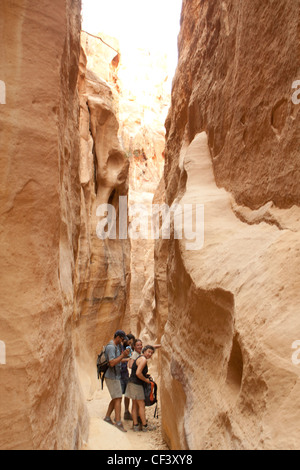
[103,330,160,433]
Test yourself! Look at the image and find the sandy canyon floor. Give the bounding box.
[83,387,168,451]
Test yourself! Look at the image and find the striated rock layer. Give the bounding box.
[80,32,168,335]
[0,0,88,449]
[80,33,168,336]
[73,47,130,397]
[157,0,300,450]
[80,32,168,193]
[165,0,300,209]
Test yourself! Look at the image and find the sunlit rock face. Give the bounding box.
[0,0,88,450]
[165,0,300,209]
[116,47,169,330]
[117,47,168,193]
[157,0,300,450]
[127,190,155,336]
[80,33,169,335]
[74,47,130,398]
[80,31,120,91]
[81,32,168,193]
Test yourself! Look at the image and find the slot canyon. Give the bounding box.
[0,0,300,451]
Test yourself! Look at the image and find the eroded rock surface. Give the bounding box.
[80,33,168,334]
[165,0,300,209]
[157,0,300,450]
[0,0,88,450]
[73,47,130,398]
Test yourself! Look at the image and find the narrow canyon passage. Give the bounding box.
[75,15,172,450]
[1,0,300,452]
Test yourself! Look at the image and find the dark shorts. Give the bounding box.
[121,378,129,395]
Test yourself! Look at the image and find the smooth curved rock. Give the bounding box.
[157,0,300,450]
[0,0,88,450]
[73,48,130,399]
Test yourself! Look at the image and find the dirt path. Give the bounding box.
[83,386,168,451]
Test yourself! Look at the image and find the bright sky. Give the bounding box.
[81,0,182,78]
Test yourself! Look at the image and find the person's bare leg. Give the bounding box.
[124,397,130,412]
[132,400,139,425]
[105,399,115,419]
[137,400,147,426]
[114,397,122,423]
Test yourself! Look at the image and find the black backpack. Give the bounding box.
[143,380,158,407]
[97,346,109,390]
[143,380,158,418]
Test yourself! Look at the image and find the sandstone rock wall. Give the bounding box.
[81,31,120,89]
[80,33,167,335]
[128,190,156,336]
[0,0,88,449]
[73,47,131,397]
[117,47,168,193]
[157,0,300,450]
[81,32,168,189]
[165,0,300,209]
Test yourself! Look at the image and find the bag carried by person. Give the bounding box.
[143,380,158,407]
[97,346,109,390]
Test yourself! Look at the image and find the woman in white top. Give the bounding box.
[128,338,143,369]
[129,338,161,369]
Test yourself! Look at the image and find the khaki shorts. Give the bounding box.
[105,378,123,399]
[125,382,145,401]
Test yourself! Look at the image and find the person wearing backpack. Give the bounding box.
[103,330,130,433]
[125,345,155,432]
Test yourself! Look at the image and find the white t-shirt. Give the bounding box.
[131,351,140,362]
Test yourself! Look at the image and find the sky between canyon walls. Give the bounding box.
[81,0,183,86]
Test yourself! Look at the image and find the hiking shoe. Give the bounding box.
[103,417,114,426]
[142,424,156,432]
[133,424,140,432]
[124,411,133,421]
[115,421,127,433]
